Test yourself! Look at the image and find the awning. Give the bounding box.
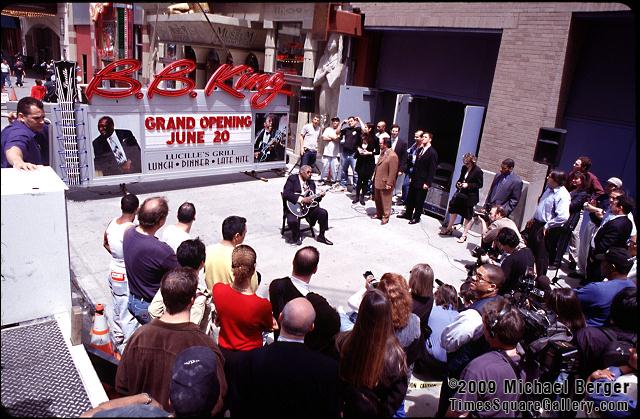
[147,13,266,50]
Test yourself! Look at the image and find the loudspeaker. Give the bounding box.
[533,127,567,168]
[299,88,315,113]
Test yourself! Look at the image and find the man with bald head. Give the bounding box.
[229,297,339,417]
[123,196,180,324]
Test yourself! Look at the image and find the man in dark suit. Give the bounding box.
[390,124,408,199]
[283,165,332,246]
[229,297,339,417]
[399,131,438,224]
[586,194,634,282]
[93,116,141,176]
[269,246,341,357]
[483,158,523,217]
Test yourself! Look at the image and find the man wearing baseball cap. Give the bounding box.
[576,247,636,327]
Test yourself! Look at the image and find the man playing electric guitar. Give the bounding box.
[254,114,285,162]
[283,165,333,246]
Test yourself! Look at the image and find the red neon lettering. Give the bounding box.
[147,59,196,99]
[87,59,291,108]
[85,59,141,100]
[250,72,292,109]
[204,64,250,99]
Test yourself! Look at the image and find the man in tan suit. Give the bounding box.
[372,137,399,225]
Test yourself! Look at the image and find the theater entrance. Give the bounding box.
[337,86,485,218]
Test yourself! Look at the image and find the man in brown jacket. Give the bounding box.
[372,136,399,225]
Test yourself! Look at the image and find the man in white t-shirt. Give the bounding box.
[299,115,321,170]
[160,202,196,252]
[320,117,341,185]
[103,193,141,354]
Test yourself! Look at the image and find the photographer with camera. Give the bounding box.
[445,297,526,418]
[496,228,536,296]
[473,204,524,259]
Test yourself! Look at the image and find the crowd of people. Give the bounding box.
[81,159,636,417]
[2,96,636,416]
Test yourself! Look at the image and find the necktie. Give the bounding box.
[107,135,127,165]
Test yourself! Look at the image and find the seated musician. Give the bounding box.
[283,165,333,246]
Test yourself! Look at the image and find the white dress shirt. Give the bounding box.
[534,185,570,230]
[440,308,484,353]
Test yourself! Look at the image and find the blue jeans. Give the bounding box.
[340,151,358,187]
[128,294,152,325]
[110,272,141,353]
[300,149,317,168]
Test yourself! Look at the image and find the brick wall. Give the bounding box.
[351,2,629,220]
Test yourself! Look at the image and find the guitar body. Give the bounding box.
[287,189,321,218]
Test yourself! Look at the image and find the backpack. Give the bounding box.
[600,328,637,368]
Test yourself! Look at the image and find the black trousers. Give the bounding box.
[286,205,328,240]
[526,220,564,276]
[586,246,604,282]
[405,184,428,221]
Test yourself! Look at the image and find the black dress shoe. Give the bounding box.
[359,199,366,205]
[295,237,303,246]
[352,198,359,204]
[397,214,410,219]
[408,219,419,224]
[316,235,333,245]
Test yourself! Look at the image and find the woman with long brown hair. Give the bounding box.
[337,289,408,417]
[354,131,379,205]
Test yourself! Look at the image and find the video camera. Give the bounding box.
[363,271,380,288]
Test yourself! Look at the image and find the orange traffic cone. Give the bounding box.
[90,303,120,361]
[8,87,17,101]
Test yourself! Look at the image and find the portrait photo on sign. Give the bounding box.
[91,114,142,177]
[253,112,288,163]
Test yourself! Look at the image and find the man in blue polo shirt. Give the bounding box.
[576,247,636,327]
[1,97,48,170]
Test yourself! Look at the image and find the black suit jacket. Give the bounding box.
[93,129,141,176]
[456,164,484,206]
[593,216,633,255]
[230,341,339,418]
[283,173,321,205]
[269,276,340,356]
[392,137,408,173]
[410,146,438,188]
[485,171,523,216]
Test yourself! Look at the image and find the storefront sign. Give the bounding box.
[86,59,292,109]
[143,112,252,173]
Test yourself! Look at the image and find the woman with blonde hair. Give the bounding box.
[337,289,408,417]
[440,152,484,242]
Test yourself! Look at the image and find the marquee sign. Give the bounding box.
[86,59,292,109]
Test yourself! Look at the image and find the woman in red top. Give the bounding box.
[30,79,47,100]
[213,245,275,356]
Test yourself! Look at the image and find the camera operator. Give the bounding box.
[446,297,526,418]
[436,264,506,417]
[496,228,536,296]
[473,204,524,258]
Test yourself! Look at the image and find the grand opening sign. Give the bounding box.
[60,58,293,187]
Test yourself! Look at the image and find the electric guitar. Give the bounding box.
[287,189,327,218]
[257,127,287,162]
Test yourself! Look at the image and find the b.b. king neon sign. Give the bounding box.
[85,59,292,109]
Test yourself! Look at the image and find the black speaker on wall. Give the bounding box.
[533,127,567,168]
[299,88,315,113]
